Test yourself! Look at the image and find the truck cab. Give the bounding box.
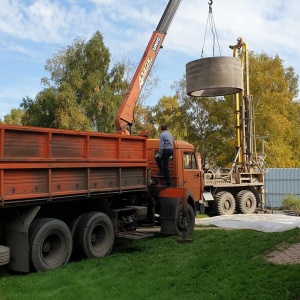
[146,139,204,212]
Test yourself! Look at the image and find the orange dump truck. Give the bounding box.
[0,0,197,273]
[0,124,200,272]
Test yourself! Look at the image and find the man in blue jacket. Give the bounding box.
[155,124,174,187]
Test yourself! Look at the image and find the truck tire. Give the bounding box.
[0,245,10,266]
[235,190,257,214]
[214,191,236,215]
[175,204,195,236]
[29,218,72,272]
[75,211,114,259]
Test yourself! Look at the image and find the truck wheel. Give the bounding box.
[75,212,114,259]
[175,204,195,236]
[0,245,10,266]
[236,190,257,214]
[214,191,236,215]
[29,218,72,272]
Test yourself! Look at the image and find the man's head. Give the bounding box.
[161,124,168,131]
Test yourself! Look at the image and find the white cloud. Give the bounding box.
[0,0,65,43]
[4,40,37,56]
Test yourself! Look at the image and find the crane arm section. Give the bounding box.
[115,0,181,134]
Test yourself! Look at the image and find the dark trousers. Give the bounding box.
[155,148,173,185]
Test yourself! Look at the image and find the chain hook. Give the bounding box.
[208,0,213,13]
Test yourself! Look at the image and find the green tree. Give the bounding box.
[150,95,187,140]
[132,95,187,140]
[133,103,158,137]
[250,52,300,167]
[21,31,128,132]
[2,108,24,125]
[170,78,236,167]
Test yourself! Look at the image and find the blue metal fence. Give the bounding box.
[264,168,300,208]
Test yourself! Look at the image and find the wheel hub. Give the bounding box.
[245,198,252,208]
[42,241,52,254]
[224,200,231,210]
[178,213,190,229]
[91,232,98,244]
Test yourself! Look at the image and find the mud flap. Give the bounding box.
[5,206,40,272]
[159,188,187,235]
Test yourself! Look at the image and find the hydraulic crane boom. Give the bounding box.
[115,0,182,134]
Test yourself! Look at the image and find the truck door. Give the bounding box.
[182,151,201,201]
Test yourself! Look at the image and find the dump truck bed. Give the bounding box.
[0,125,148,206]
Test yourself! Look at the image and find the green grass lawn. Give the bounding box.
[1,228,300,300]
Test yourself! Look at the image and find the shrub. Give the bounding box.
[281,194,300,211]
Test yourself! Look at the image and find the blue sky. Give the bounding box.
[0,0,299,120]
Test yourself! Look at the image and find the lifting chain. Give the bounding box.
[201,0,221,58]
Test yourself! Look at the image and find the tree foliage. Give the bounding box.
[169,78,236,167]
[133,103,157,137]
[20,31,128,132]
[249,52,300,167]
[151,95,187,140]
[133,95,189,140]
[2,108,24,125]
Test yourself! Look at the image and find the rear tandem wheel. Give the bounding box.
[28,218,72,272]
[74,211,114,259]
[214,191,236,215]
[235,190,257,214]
